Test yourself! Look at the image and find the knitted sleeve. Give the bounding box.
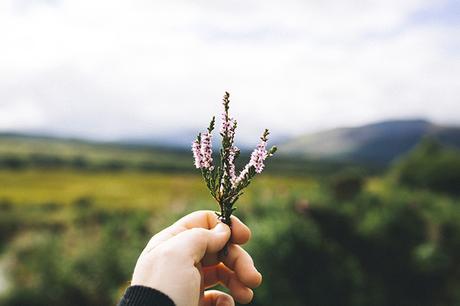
[117,285,176,306]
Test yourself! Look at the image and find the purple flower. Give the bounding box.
[192,132,214,170]
[220,113,236,140]
[200,132,214,170]
[250,140,268,173]
[233,140,269,186]
[234,164,250,186]
[234,139,268,185]
[191,138,202,169]
[228,145,239,183]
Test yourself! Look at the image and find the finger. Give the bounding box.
[142,210,218,254]
[202,245,262,288]
[171,223,231,263]
[202,290,235,306]
[221,244,262,288]
[142,211,251,256]
[203,264,254,304]
[142,224,187,255]
[228,215,251,245]
[175,210,251,245]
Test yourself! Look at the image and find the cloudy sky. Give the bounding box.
[0,0,459,143]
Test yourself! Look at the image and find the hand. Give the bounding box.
[131,210,262,306]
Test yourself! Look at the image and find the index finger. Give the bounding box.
[174,210,251,245]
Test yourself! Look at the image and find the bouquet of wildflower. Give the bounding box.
[192,92,277,248]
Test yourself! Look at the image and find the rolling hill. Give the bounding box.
[0,133,353,176]
[280,119,460,164]
[3,118,457,172]
[0,133,193,172]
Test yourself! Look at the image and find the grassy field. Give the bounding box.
[1,135,459,306]
[0,169,318,210]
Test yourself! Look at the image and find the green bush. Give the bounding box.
[392,139,460,196]
[246,190,460,306]
[0,210,152,306]
[330,168,364,201]
[1,176,460,306]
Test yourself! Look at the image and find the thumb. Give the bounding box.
[203,290,235,306]
[172,222,230,263]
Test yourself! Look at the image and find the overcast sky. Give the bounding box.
[0,0,459,143]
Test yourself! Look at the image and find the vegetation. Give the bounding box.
[0,134,362,176]
[392,139,460,196]
[0,136,459,305]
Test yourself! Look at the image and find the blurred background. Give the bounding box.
[0,0,460,305]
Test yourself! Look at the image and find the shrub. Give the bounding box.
[392,139,460,196]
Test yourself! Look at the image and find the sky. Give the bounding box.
[0,0,459,144]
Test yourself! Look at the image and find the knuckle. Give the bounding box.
[153,243,179,260]
[189,227,208,239]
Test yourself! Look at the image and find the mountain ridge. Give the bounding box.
[1,118,459,166]
[280,119,460,164]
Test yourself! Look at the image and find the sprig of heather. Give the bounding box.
[192,92,277,254]
[192,134,202,169]
[228,145,240,184]
[200,132,213,170]
[233,129,277,192]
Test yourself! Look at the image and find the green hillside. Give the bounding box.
[0,133,192,171]
[0,133,363,176]
[281,120,460,164]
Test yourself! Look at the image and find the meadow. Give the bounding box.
[0,170,317,210]
[0,135,459,306]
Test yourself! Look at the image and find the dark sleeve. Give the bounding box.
[117,285,176,306]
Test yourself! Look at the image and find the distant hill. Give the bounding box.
[280,119,460,164]
[0,133,356,176]
[0,132,193,172]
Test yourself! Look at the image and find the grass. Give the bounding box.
[0,133,370,177]
[0,134,193,170]
[0,169,317,210]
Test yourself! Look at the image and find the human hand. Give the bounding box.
[131,210,262,306]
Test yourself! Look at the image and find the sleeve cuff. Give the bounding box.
[118,285,176,306]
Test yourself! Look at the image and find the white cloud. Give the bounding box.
[0,0,458,142]
[0,99,45,130]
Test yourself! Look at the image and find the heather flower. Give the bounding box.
[233,164,249,186]
[220,96,233,136]
[228,145,239,183]
[192,117,215,171]
[250,139,268,173]
[221,116,236,140]
[200,132,214,170]
[192,92,276,254]
[233,130,271,186]
[191,137,202,169]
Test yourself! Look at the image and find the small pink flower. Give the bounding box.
[233,139,268,186]
[200,132,214,170]
[228,145,239,183]
[192,138,202,169]
[220,113,236,140]
[250,140,268,173]
[234,164,250,186]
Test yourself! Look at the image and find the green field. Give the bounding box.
[0,169,317,210]
[1,135,460,306]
